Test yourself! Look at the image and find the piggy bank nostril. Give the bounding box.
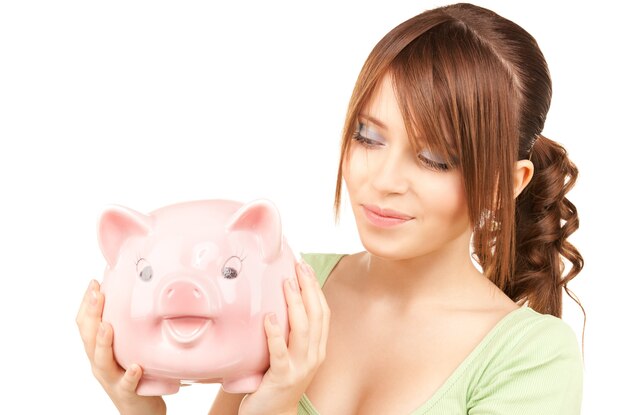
[162,282,206,305]
[159,280,212,320]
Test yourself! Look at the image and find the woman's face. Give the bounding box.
[342,74,471,261]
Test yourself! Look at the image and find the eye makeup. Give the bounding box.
[418,149,451,171]
[351,118,454,172]
[352,121,386,148]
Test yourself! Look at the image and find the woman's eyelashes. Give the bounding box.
[418,149,450,171]
[352,122,385,148]
[352,122,450,171]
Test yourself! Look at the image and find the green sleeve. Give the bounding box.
[467,316,583,415]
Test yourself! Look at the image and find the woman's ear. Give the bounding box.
[514,159,534,198]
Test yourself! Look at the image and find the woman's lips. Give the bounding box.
[362,204,414,227]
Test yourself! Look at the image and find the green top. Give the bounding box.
[297,253,583,415]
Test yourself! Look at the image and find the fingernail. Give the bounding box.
[289,278,299,292]
[98,322,105,338]
[90,290,98,306]
[301,262,315,278]
[128,364,138,376]
[268,313,278,326]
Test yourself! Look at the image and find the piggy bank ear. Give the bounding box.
[226,199,282,262]
[98,205,152,267]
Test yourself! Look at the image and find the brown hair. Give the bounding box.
[334,3,584,323]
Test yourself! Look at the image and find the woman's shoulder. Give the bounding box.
[492,307,581,355]
[464,307,583,413]
[476,306,582,371]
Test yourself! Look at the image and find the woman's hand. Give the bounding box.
[76,280,166,415]
[238,261,331,415]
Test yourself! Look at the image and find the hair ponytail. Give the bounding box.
[513,134,585,320]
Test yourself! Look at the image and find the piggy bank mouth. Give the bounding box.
[162,316,211,345]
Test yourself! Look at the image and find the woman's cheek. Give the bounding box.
[420,174,467,214]
[343,149,368,187]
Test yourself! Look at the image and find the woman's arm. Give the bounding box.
[208,389,246,415]
[76,279,167,415]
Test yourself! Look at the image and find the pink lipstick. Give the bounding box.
[362,204,414,228]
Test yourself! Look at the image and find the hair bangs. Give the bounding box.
[389,37,461,170]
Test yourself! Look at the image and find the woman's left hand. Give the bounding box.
[238,260,331,415]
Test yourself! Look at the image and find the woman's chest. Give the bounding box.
[305,295,510,415]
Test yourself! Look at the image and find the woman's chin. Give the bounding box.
[360,238,414,262]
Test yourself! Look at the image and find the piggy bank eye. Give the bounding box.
[136,258,153,282]
[222,256,242,279]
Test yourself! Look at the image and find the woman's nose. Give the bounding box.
[369,149,412,195]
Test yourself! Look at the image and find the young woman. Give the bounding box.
[77,3,584,414]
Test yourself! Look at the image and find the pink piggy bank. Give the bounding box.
[97,199,296,396]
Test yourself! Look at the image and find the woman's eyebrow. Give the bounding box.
[358,113,388,131]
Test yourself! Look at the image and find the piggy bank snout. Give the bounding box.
[158,279,215,318]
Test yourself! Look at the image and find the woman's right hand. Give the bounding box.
[238,261,331,415]
[76,280,166,415]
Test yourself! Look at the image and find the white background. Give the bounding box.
[0,1,622,413]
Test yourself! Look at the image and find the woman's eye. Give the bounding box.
[352,122,384,148]
[418,150,450,171]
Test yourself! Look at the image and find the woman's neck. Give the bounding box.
[355,233,487,309]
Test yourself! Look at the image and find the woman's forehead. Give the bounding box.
[360,75,404,127]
